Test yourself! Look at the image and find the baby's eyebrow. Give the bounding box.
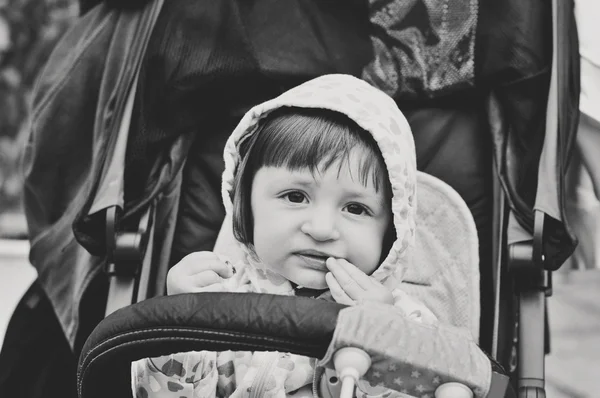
[345,189,387,207]
[283,177,319,188]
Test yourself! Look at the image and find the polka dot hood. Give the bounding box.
[222,74,417,286]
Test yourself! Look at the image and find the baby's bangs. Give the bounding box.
[251,107,388,192]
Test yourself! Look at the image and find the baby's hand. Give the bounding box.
[325,258,394,306]
[166,251,235,295]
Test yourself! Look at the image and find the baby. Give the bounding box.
[132,74,437,398]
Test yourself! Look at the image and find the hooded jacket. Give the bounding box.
[131,75,451,398]
[220,74,419,289]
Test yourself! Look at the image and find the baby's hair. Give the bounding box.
[231,107,395,259]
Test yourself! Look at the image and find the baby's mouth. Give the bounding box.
[294,250,332,271]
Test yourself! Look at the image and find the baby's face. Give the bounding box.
[250,150,391,289]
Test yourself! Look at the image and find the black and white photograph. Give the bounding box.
[1,0,598,397]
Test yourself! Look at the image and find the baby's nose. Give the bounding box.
[300,210,340,241]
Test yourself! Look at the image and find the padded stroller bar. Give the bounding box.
[77,293,344,398]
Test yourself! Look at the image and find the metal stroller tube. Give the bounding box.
[508,211,551,398]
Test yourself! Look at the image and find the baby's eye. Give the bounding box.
[283,191,307,204]
[345,203,369,216]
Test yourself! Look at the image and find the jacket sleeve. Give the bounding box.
[319,303,491,398]
[347,289,441,397]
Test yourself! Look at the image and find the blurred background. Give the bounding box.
[0,1,598,397]
[0,0,78,239]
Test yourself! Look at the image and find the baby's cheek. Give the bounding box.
[362,234,388,275]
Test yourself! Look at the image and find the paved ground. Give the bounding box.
[0,240,35,349]
[545,270,600,398]
[1,239,599,396]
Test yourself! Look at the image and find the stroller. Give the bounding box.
[81,164,506,398]
[18,0,580,397]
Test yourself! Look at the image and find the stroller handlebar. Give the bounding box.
[77,293,513,398]
[77,293,344,398]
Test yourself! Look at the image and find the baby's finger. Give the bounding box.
[333,258,376,289]
[212,261,235,278]
[168,270,223,295]
[195,260,234,278]
[190,270,224,288]
[325,258,368,294]
[326,273,355,306]
[178,252,234,277]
